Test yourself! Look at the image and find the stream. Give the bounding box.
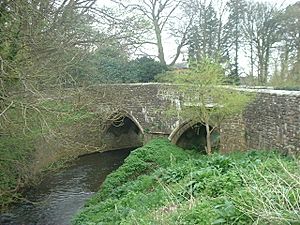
[0,148,132,225]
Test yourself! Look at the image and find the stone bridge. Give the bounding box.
[75,83,300,154]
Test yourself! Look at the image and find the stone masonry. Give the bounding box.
[77,84,299,154]
[244,90,300,154]
[221,89,300,154]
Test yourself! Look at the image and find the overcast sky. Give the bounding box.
[97,0,299,68]
[97,0,299,9]
[257,0,298,4]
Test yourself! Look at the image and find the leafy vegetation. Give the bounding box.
[73,139,300,225]
[75,51,166,84]
[1,0,299,218]
[106,0,300,85]
[0,99,94,209]
[159,59,253,154]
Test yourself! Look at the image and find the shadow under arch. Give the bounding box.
[102,110,144,151]
[169,120,219,153]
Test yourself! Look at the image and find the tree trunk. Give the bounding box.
[280,43,289,79]
[153,19,167,67]
[297,33,300,66]
[250,21,254,77]
[257,41,264,84]
[205,123,212,155]
[234,21,239,82]
[263,39,270,84]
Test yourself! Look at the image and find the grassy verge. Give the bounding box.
[0,99,95,209]
[73,139,300,225]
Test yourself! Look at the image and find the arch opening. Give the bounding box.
[103,112,143,151]
[172,122,219,153]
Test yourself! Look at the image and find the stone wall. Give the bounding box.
[70,84,300,154]
[220,115,247,153]
[81,83,180,133]
[220,89,300,154]
[74,83,180,151]
[244,90,300,154]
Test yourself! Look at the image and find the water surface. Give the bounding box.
[0,148,131,225]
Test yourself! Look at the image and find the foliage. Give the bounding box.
[188,2,224,63]
[242,1,281,85]
[0,0,100,93]
[0,1,103,208]
[185,0,300,86]
[232,161,300,224]
[73,139,300,225]
[0,99,94,209]
[129,57,167,83]
[107,0,192,67]
[225,0,247,82]
[71,42,130,84]
[270,73,300,90]
[98,56,166,83]
[73,50,166,84]
[159,59,253,154]
[272,2,300,86]
[0,1,162,207]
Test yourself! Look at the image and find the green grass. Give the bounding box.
[0,99,95,209]
[73,139,300,225]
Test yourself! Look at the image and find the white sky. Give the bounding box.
[97,0,299,6]
[96,0,299,71]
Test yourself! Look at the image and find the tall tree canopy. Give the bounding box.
[108,0,194,67]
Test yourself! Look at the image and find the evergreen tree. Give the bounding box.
[225,0,247,83]
[188,3,220,62]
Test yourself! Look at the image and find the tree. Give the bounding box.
[0,0,122,207]
[163,58,252,154]
[0,0,123,137]
[0,0,103,91]
[75,41,131,84]
[274,2,300,87]
[72,46,166,84]
[243,2,280,84]
[108,0,194,67]
[187,1,220,61]
[242,2,256,78]
[225,0,247,83]
[187,0,230,62]
[129,57,166,82]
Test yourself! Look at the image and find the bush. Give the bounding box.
[73,139,299,225]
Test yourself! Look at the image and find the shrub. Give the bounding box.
[73,139,299,225]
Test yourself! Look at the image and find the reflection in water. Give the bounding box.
[0,148,132,225]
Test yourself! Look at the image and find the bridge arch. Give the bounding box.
[169,121,219,152]
[102,110,144,150]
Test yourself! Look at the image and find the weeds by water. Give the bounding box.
[0,99,94,209]
[73,139,300,225]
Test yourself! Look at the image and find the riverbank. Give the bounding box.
[74,139,300,225]
[0,98,97,210]
[0,148,131,225]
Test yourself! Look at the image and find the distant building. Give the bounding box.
[173,61,189,70]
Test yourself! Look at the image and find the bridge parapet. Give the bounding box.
[76,83,299,154]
